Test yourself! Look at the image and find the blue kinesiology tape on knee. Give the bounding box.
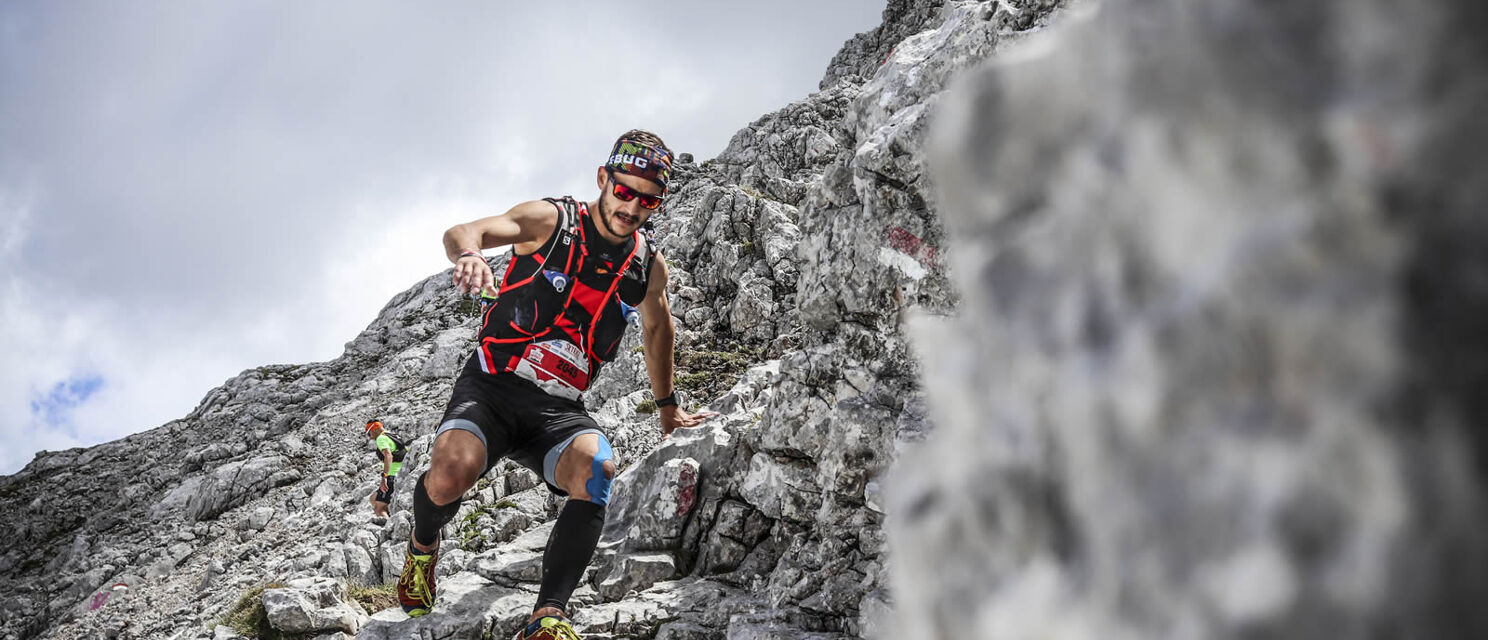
[584,435,615,505]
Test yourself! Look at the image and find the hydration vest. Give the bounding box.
[372,433,406,463]
[473,197,653,398]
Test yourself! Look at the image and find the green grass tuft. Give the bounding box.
[346,582,399,614]
[670,342,763,407]
[462,527,486,551]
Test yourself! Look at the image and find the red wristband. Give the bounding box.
[459,250,483,260]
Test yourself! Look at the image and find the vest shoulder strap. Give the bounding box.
[634,231,652,280]
[537,197,584,272]
[542,196,582,240]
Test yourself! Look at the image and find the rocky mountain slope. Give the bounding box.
[0,2,1075,639]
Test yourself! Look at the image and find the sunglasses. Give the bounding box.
[607,168,663,210]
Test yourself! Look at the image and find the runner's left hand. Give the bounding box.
[660,406,717,438]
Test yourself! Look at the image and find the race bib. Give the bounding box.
[512,339,589,400]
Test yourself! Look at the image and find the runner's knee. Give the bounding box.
[580,435,615,506]
[555,433,615,505]
[426,430,485,504]
[425,467,476,504]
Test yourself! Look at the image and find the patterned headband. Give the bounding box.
[605,139,673,191]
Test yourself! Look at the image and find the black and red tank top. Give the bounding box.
[473,197,654,394]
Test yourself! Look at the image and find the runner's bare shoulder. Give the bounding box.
[499,200,562,253]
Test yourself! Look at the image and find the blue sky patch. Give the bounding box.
[30,374,106,432]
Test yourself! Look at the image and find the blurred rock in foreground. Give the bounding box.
[894,0,1488,638]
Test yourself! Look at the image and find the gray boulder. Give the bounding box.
[186,456,297,521]
[260,577,367,635]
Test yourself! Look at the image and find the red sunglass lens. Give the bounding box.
[612,181,662,209]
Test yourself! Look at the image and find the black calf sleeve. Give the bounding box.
[412,473,461,548]
[536,500,606,612]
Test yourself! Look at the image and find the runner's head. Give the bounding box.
[595,129,672,241]
[365,420,384,438]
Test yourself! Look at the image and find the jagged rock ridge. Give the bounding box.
[0,2,1073,639]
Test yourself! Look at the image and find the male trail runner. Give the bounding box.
[365,419,403,518]
[396,130,712,640]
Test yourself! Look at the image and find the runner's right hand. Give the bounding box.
[453,254,494,296]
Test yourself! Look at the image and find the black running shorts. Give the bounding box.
[435,356,603,495]
[374,475,396,504]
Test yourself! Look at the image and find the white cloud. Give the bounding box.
[0,188,27,260]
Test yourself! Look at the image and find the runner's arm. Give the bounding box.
[379,448,393,492]
[639,255,678,402]
[443,200,559,294]
[638,254,715,435]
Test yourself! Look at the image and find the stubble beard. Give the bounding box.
[596,191,630,240]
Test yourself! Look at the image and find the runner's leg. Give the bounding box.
[534,432,614,616]
[412,428,485,551]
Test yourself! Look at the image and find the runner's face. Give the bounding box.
[595,167,661,241]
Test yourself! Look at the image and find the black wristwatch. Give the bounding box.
[655,392,678,408]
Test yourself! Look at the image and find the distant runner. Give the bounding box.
[365,419,404,518]
[395,130,714,640]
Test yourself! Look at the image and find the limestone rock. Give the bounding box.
[185,456,295,521]
[260,577,367,634]
[604,457,701,552]
[357,573,531,640]
[342,543,379,586]
[595,553,679,602]
[472,549,544,586]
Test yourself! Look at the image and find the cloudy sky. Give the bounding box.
[0,1,885,475]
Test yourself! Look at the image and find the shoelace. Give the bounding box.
[547,620,582,640]
[524,618,582,640]
[399,554,434,605]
